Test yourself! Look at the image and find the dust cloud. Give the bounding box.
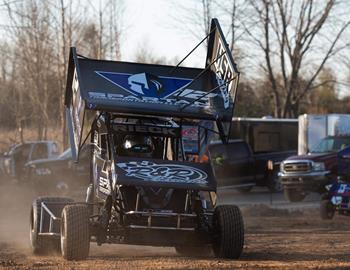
[0,182,36,252]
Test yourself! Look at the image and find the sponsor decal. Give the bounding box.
[92,71,218,108]
[99,176,111,195]
[182,126,198,139]
[116,161,208,184]
[71,69,83,149]
[337,184,350,194]
[96,71,192,99]
[113,124,179,137]
[213,36,235,109]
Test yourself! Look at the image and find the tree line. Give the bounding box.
[0,0,350,147]
[0,0,123,146]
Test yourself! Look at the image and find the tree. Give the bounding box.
[245,0,350,117]
[134,42,178,65]
[1,0,124,146]
[308,68,338,113]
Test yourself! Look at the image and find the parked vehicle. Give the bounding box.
[280,135,350,202]
[230,117,298,154]
[298,114,350,154]
[2,141,59,181]
[23,144,91,195]
[209,140,296,192]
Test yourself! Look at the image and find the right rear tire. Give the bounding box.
[284,188,306,202]
[60,204,90,260]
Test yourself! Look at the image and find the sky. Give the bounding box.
[118,0,207,67]
[0,0,349,96]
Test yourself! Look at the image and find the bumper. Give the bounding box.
[278,170,330,191]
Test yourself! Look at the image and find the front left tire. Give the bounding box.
[60,204,90,260]
[212,205,244,259]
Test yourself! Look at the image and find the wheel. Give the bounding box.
[283,188,306,202]
[267,171,283,193]
[30,197,74,255]
[175,246,212,257]
[236,186,253,193]
[61,204,90,260]
[320,199,335,220]
[212,205,244,259]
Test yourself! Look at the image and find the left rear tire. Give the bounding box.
[30,197,74,254]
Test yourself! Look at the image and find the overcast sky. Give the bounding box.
[1,0,349,96]
[119,0,207,67]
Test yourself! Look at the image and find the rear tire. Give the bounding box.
[30,197,74,255]
[212,205,244,259]
[320,199,335,220]
[61,204,90,260]
[284,188,306,202]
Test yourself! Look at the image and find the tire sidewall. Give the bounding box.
[29,202,39,252]
[60,207,68,258]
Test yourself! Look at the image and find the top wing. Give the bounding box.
[65,18,239,159]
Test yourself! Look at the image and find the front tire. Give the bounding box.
[61,204,90,260]
[320,199,335,220]
[212,205,244,259]
[284,188,306,202]
[30,197,74,254]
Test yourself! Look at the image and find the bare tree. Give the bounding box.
[171,0,214,49]
[214,0,250,63]
[245,0,350,117]
[2,0,58,139]
[134,42,179,65]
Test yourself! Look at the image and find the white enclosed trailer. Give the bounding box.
[298,114,350,154]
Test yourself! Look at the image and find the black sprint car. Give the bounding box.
[29,19,245,261]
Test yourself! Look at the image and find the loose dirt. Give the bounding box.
[1,183,350,270]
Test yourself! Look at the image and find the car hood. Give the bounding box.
[25,157,66,166]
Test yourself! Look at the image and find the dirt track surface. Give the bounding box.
[1,183,350,270]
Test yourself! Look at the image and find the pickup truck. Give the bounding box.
[279,135,350,202]
[23,144,91,194]
[1,141,59,181]
[208,140,296,192]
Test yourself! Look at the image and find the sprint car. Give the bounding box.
[320,146,350,220]
[30,18,244,260]
[319,182,349,220]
